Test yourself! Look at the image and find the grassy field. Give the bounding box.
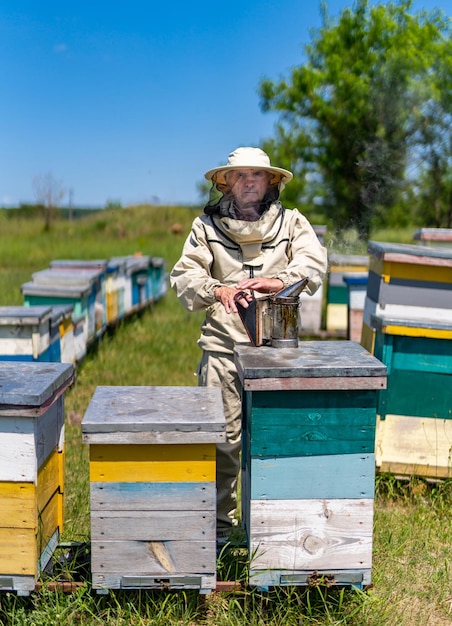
[0,207,451,625]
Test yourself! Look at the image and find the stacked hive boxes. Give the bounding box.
[0,362,74,595]
[234,341,386,590]
[362,241,452,479]
[81,386,225,594]
[362,241,452,350]
[371,315,452,479]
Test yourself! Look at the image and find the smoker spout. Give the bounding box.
[273,276,309,299]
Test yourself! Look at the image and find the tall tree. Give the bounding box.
[259,0,451,238]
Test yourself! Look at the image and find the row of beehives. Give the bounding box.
[0,337,387,596]
[326,236,452,481]
[0,255,167,364]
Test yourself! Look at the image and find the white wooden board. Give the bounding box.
[376,414,452,479]
[249,498,373,571]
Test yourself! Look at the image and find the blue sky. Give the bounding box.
[1,0,450,208]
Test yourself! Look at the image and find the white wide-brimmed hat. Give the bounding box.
[204,147,293,186]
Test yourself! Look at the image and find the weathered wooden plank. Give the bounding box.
[247,453,375,500]
[89,443,216,482]
[37,490,61,553]
[247,427,375,457]
[363,295,452,328]
[0,362,74,413]
[243,376,386,391]
[91,510,215,541]
[0,529,37,575]
[370,314,452,339]
[0,483,35,528]
[376,414,452,478]
[0,453,64,531]
[246,390,377,456]
[82,430,224,445]
[37,447,64,515]
[234,342,386,386]
[91,540,216,575]
[82,386,225,443]
[0,401,64,480]
[90,481,215,511]
[368,241,452,265]
[248,499,373,571]
[414,227,452,243]
[369,255,452,284]
[367,270,452,310]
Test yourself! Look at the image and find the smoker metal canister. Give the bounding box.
[269,295,300,348]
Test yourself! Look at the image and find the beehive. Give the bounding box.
[81,386,225,593]
[30,267,106,340]
[343,272,368,343]
[0,361,74,595]
[361,241,452,352]
[0,306,52,361]
[413,228,452,248]
[234,341,386,590]
[371,313,452,480]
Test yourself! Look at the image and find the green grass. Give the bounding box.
[0,207,451,625]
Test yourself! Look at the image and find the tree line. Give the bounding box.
[259,0,451,238]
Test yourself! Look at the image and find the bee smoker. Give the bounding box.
[235,277,309,348]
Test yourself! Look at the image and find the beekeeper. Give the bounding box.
[170,147,327,540]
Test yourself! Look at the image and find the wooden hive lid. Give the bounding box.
[81,386,226,445]
[0,361,74,413]
[234,341,387,391]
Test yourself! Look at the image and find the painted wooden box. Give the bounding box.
[297,226,326,334]
[370,313,452,480]
[49,260,108,333]
[22,280,92,349]
[326,254,368,333]
[234,341,386,590]
[361,242,452,352]
[343,272,368,343]
[149,256,167,302]
[127,256,151,309]
[0,361,74,595]
[0,306,52,361]
[413,228,452,248]
[105,259,130,324]
[81,386,226,594]
[31,267,106,341]
[50,304,76,364]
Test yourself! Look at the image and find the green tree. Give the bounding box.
[259,0,451,238]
